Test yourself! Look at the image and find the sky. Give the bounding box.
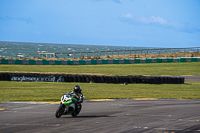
[0,0,200,48]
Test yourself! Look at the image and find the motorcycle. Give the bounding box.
[55,93,85,118]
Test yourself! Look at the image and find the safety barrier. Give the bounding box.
[0,57,200,65]
[39,47,200,59]
[0,72,184,84]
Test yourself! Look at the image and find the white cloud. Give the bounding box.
[121,13,133,19]
[121,13,169,25]
[120,13,200,33]
[150,16,168,25]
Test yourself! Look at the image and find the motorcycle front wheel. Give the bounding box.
[55,104,64,118]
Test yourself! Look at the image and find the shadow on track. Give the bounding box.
[77,115,116,118]
[61,115,117,118]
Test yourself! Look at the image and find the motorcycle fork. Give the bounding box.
[63,105,69,113]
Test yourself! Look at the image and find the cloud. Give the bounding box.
[120,13,200,33]
[0,16,34,24]
[121,13,170,25]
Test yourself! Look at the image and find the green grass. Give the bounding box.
[1,62,200,101]
[1,81,200,102]
[0,62,200,75]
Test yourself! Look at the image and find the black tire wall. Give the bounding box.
[0,72,184,84]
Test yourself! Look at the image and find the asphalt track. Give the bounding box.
[1,99,200,133]
[183,75,200,82]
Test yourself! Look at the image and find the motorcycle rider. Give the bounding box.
[67,85,83,104]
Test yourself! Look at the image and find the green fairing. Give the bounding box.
[65,101,73,106]
[73,97,77,100]
[61,95,77,106]
[60,96,63,102]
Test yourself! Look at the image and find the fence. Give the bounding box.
[1,57,200,65]
[39,47,200,59]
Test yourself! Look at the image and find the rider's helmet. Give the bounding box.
[74,85,81,93]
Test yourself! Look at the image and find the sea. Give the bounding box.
[0,41,153,58]
[0,41,196,58]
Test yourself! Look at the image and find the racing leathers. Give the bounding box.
[67,89,83,104]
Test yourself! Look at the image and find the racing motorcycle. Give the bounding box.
[55,93,85,118]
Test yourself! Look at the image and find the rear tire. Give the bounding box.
[55,104,64,118]
[71,104,82,117]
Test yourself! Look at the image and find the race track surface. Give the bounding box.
[184,75,200,81]
[1,99,200,133]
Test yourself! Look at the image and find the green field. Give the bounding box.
[0,62,200,75]
[0,62,200,101]
[0,81,200,102]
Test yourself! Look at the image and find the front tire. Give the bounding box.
[55,104,64,118]
[71,104,82,117]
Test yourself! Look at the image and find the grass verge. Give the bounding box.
[1,81,200,102]
[0,62,200,75]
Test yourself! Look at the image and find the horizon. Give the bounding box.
[0,41,157,49]
[0,41,198,49]
[0,0,200,48]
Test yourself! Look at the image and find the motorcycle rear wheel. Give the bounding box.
[71,104,82,117]
[55,104,64,118]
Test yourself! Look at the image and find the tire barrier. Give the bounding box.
[0,73,11,81]
[0,72,184,84]
[0,57,200,65]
